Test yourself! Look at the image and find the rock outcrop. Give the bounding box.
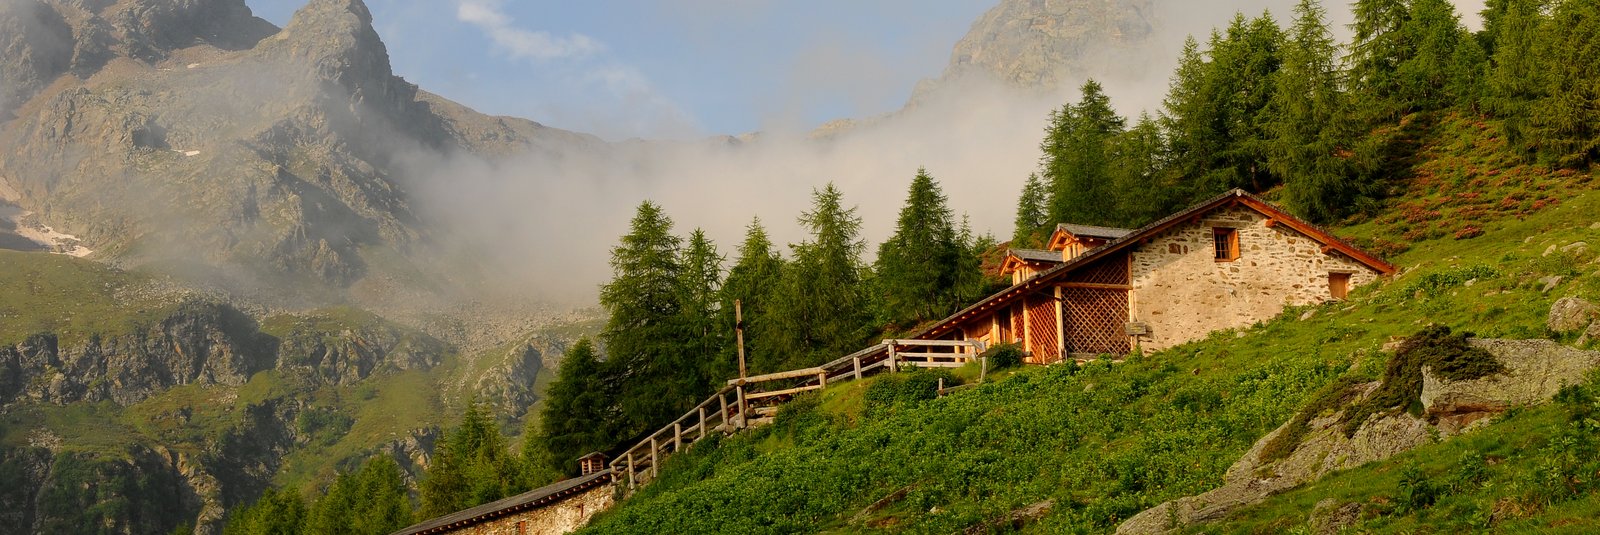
[1117,338,1600,534]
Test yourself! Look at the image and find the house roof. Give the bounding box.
[390,470,613,535]
[916,189,1397,339]
[1055,223,1135,240]
[1007,248,1063,264]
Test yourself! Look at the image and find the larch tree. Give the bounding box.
[1107,113,1175,226]
[677,229,725,385]
[1346,0,1413,118]
[719,218,785,375]
[1012,173,1048,247]
[1043,79,1126,226]
[222,488,306,535]
[598,201,697,435]
[307,456,413,535]
[538,338,614,475]
[768,184,870,369]
[1271,0,1359,222]
[873,168,961,329]
[1528,0,1600,167]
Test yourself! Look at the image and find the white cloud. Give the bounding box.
[455,0,602,61]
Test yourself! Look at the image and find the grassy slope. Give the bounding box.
[578,112,1600,534]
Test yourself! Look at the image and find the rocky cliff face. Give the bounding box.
[913,0,1157,100]
[0,0,602,309]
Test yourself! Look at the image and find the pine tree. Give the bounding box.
[538,338,614,475]
[768,184,869,369]
[954,215,1000,306]
[1011,173,1048,246]
[720,218,785,375]
[873,168,961,329]
[1271,0,1360,222]
[1212,13,1285,193]
[1529,0,1600,167]
[1161,36,1226,200]
[677,229,724,384]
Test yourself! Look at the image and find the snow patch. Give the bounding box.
[173,149,201,157]
[0,189,94,258]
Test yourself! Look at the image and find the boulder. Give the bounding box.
[1422,339,1600,434]
[1548,297,1598,333]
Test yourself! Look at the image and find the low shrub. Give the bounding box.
[979,343,1025,370]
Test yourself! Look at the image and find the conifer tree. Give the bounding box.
[1271,0,1360,222]
[1012,173,1048,246]
[598,201,699,433]
[1484,0,1549,126]
[768,184,869,369]
[1396,0,1474,110]
[1347,0,1413,117]
[1161,36,1226,199]
[1043,80,1125,226]
[1529,0,1600,167]
[873,168,961,329]
[1211,13,1284,193]
[719,218,785,374]
[419,401,523,518]
[1107,113,1175,226]
[223,488,307,535]
[307,457,412,535]
[538,338,614,475]
[677,229,724,384]
[954,215,1000,306]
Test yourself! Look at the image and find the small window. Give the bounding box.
[1329,272,1352,300]
[1213,228,1239,261]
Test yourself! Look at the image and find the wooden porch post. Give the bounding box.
[1055,285,1065,361]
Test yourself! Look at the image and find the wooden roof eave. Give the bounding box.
[1234,196,1398,275]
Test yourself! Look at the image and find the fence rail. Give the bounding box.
[609,338,987,490]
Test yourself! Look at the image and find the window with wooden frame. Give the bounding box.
[1329,272,1352,299]
[1213,227,1240,261]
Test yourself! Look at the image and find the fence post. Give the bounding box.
[626,452,636,490]
[980,356,988,383]
[888,344,899,373]
[673,422,682,451]
[736,385,748,429]
[650,436,659,479]
[819,371,827,389]
[718,393,729,431]
[938,377,945,397]
[698,406,707,439]
[853,356,862,380]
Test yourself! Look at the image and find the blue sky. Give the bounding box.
[246,0,993,140]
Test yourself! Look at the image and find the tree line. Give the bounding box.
[1015,0,1600,246]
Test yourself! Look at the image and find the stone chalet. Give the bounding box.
[921,189,1396,363]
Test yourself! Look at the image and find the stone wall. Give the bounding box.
[1129,206,1379,351]
[448,483,614,535]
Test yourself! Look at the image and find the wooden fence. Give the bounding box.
[609,339,988,490]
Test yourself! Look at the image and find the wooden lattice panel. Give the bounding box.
[1062,287,1130,355]
[1066,253,1130,285]
[1010,303,1025,343]
[1026,294,1060,363]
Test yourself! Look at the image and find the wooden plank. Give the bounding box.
[746,384,823,400]
[727,366,827,386]
[883,339,976,347]
[895,352,971,359]
[898,361,969,368]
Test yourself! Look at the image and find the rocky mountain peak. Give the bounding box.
[920,0,1157,96]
